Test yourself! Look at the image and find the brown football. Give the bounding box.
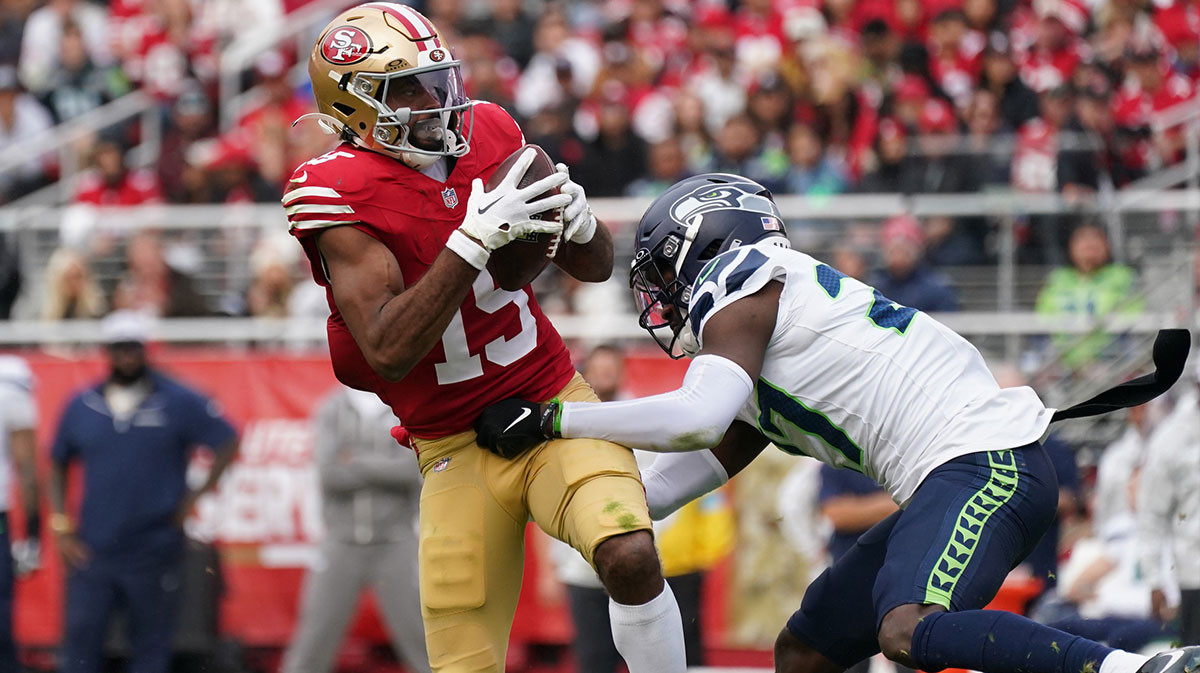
[483,144,562,291]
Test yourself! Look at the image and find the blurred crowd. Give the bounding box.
[2,0,1199,202]
[0,0,1196,359]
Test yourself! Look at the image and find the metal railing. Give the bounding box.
[0,91,160,207]
[215,0,353,129]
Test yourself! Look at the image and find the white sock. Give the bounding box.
[1099,650,1152,673]
[608,583,687,673]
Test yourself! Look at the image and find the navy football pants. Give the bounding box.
[62,553,182,673]
[788,443,1059,668]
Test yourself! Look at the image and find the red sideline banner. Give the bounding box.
[13,347,691,650]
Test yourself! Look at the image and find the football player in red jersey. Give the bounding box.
[283,4,686,672]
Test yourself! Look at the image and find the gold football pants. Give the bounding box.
[412,372,652,672]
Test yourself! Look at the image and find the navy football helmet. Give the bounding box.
[630,173,789,358]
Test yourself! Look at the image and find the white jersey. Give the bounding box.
[688,242,1054,505]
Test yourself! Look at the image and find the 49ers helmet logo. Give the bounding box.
[320,26,372,65]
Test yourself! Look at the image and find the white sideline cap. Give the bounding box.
[101,310,153,344]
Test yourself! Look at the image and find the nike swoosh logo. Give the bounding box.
[503,407,532,433]
[290,171,308,183]
[477,196,503,214]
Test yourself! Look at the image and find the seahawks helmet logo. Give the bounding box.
[669,185,776,226]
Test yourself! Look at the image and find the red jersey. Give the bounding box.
[1012,118,1059,192]
[285,102,575,439]
[73,169,162,205]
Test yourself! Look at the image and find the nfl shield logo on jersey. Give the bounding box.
[441,187,459,209]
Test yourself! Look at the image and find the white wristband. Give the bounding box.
[446,229,490,270]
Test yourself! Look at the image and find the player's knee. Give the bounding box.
[775,628,843,673]
[594,530,663,604]
[877,604,940,666]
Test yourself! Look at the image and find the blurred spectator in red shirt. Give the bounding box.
[979,31,1041,131]
[1156,2,1200,84]
[927,7,984,110]
[622,0,690,86]
[194,136,277,203]
[1012,84,1073,192]
[1012,85,1076,264]
[732,0,786,78]
[1018,0,1090,93]
[0,64,54,203]
[119,0,217,99]
[19,0,111,96]
[235,51,308,133]
[73,140,162,206]
[1113,42,1195,167]
[42,19,132,123]
[892,74,932,131]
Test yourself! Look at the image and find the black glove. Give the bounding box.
[474,398,551,459]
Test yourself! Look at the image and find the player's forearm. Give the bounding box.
[554,219,613,282]
[367,248,480,380]
[559,354,753,451]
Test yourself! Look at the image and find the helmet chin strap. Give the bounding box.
[401,149,441,169]
[676,328,700,358]
[400,127,458,170]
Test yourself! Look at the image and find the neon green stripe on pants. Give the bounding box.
[923,450,1019,608]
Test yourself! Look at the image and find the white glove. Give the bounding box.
[556,163,597,245]
[459,149,570,252]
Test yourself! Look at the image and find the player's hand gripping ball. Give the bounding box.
[483,144,567,291]
[474,398,549,459]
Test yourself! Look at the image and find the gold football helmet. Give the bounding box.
[305,2,471,168]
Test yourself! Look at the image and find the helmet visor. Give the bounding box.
[357,63,472,157]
